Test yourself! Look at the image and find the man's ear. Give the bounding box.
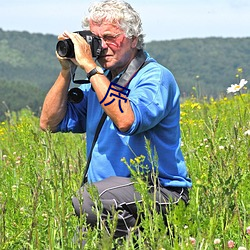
[131,36,139,48]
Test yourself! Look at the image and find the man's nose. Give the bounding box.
[101,38,108,49]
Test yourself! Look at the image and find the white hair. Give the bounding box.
[82,0,145,49]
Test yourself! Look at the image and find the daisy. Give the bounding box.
[227,79,248,93]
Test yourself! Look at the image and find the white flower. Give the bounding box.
[238,247,246,250]
[227,79,248,93]
[244,130,250,136]
[214,238,221,244]
[20,207,25,214]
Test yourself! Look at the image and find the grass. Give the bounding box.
[0,92,249,249]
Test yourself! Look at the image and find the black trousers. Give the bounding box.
[72,176,189,238]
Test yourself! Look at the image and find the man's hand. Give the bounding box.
[62,31,96,73]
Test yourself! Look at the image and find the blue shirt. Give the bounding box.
[58,53,192,188]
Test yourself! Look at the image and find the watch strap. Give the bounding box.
[87,67,103,80]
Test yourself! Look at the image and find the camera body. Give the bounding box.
[56,30,102,58]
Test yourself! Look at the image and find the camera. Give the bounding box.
[56,30,102,58]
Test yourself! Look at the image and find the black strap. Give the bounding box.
[115,49,147,89]
[81,112,107,186]
[81,50,149,186]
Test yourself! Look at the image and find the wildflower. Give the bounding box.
[246,226,250,235]
[42,213,48,221]
[214,238,221,244]
[244,130,250,136]
[191,103,201,109]
[130,159,135,165]
[135,157,141,164]
[238,247,246,250]
[196,180,202,185]
[228,240,235,248]
[189,237,196,246]
[227,79,248,93]
[20,207,25,214]
[218,145,224,150]
[237,67,243,73]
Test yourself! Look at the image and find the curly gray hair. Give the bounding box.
[82,0,145,49]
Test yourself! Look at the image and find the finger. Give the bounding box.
[64,30,76,40]
[65,31,85,43]
[55,50,79,66]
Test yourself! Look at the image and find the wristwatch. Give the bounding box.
[87,66,104,80]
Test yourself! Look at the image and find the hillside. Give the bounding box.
[146,37,250,97]
[0,28,249,120]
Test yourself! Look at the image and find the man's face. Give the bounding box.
[89,20,138,73]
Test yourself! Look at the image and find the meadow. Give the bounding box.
[0,89,249,249]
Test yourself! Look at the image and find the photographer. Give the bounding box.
[40,0,192,244]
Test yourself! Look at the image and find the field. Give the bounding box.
[0,90,249,249]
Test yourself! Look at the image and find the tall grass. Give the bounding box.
[0,93,249,249]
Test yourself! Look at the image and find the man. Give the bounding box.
[40,0,192,242]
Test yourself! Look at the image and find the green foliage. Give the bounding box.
[0,109,85,249]
[146,37,250,98]
[0,93,249,249]
[0,28,60,89]
[0,29,61,121]
[0,79,46,121]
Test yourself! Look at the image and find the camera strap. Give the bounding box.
[81,50,149,186]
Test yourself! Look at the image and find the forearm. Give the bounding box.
[40,70,71,132]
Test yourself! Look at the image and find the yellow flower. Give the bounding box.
[191,103,201,109]
[237,67,243,73]
[130,159,135,165]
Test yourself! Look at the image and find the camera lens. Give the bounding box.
[56,39,74,58]
[68,88,84,103]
